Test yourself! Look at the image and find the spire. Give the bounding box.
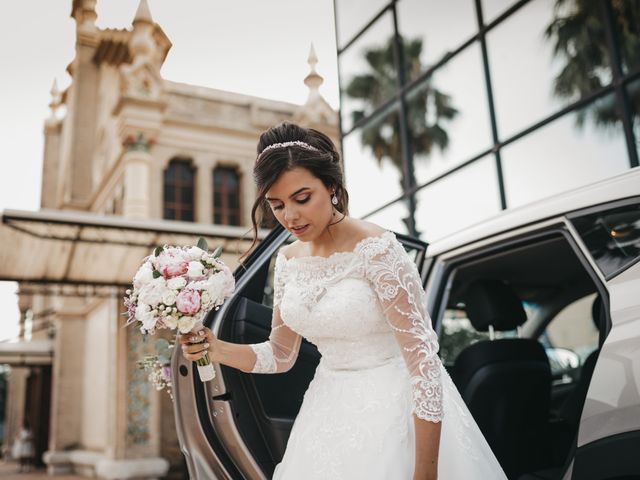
[304,43,324,98]
[133,0,153,25]
[48,78,62,122]
[295,43,338,126]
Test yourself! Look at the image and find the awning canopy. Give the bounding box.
[0,340,53,366]
[0,209,268,288]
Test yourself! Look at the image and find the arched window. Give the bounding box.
[163,159,195,221]
[213,166,242,226]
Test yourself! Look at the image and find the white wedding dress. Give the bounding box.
[249,230,507,479]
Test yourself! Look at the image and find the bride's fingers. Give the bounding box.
[181,341,210,361]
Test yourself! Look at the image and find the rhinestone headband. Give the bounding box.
[256,140,319,162]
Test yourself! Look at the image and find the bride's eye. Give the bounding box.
[297,196,310,204]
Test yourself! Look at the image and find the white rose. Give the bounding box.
[133,262,154,288]
[138,277,166,307]
[162,290,177,306]
[177,316,196,334]
[206,273,226,305]
[163,315,178,329]
[200,291,211,305]
[167,277,186,290]
[187,261,205,278]
[135,303,150,321]
[141,314,157,332]
[187,246,205,261]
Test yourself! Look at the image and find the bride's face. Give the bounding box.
[265,166,334,241]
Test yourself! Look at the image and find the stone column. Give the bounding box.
[195,156,213,224]
[122,142,152,219]
[45,299,86,473]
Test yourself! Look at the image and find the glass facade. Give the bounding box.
[335,0,640,243]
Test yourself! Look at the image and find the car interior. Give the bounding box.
[439,231,606,480]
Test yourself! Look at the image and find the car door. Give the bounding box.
[564,197,640,480]
[171,225,429,480]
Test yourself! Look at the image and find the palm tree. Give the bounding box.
[344,36,458,233]
[544,0,640,130]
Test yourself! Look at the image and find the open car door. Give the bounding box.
[171,225,429,480]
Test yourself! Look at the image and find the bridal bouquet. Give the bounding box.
[124,238,235,384]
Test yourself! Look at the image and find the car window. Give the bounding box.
[570,200,640,279]
[538,293,600,384]
[439,302,538,366]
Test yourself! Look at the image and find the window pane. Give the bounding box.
[501,93,630,208]
[229,193,238,209]
[164,208,174,220]
[487,0,613,139]
[407,42,493,185]
[481,0,519,24]
[227,171,238,188]
[414,155,501,242]
[627,78,640,159]
[570,201,640,278]
[343,104,404,218]
[540,293,599,364]
[339,11,397,132]
[397,0,477,83]
[174,162,193,181]
[164,185,174,203]
[180,187,193,204]
[612,0,640,74]
[362,199,411,235]
[335,0,390,49]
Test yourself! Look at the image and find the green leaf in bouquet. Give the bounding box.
[152,270,161,279]
[155,338,170,352]
[197,237,208,252]
[154,246,163,257]
[212,245,223,258]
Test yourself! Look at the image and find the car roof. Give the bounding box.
[426,167,640,257]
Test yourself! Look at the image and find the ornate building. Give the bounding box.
[3,0,338,477]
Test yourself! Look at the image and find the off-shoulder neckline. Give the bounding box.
[278,230,396,263]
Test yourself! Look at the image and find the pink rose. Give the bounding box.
[155,248,189,279]
[176,289,201,315]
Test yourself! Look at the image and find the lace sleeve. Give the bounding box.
[361,233,443,423]
[249,251,302,374]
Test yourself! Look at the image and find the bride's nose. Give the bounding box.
[283,204,300,223]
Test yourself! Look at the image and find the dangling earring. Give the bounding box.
[331,193,338,205]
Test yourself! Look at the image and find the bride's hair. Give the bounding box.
[239,122,349,266]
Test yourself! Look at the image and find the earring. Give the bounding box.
[331,193,338,205]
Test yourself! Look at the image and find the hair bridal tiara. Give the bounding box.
[256,140,319,162]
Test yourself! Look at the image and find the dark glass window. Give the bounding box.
[339,10,397,132]
[163,159,195,222]
[570,201,640,278]
[213,167,242,226]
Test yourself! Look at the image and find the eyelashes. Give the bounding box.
[272,196,310,211]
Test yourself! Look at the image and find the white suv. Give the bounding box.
[172,168,640,480]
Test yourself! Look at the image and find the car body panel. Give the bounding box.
[578,261,640,447]
[427,168,640,257]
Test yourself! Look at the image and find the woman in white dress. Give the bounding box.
[180,122,507,479]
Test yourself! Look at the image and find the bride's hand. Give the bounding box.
[178,327,218,362]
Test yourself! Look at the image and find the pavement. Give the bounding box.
[0,461,82,479]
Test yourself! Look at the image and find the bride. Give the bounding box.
[180,122,507,479]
